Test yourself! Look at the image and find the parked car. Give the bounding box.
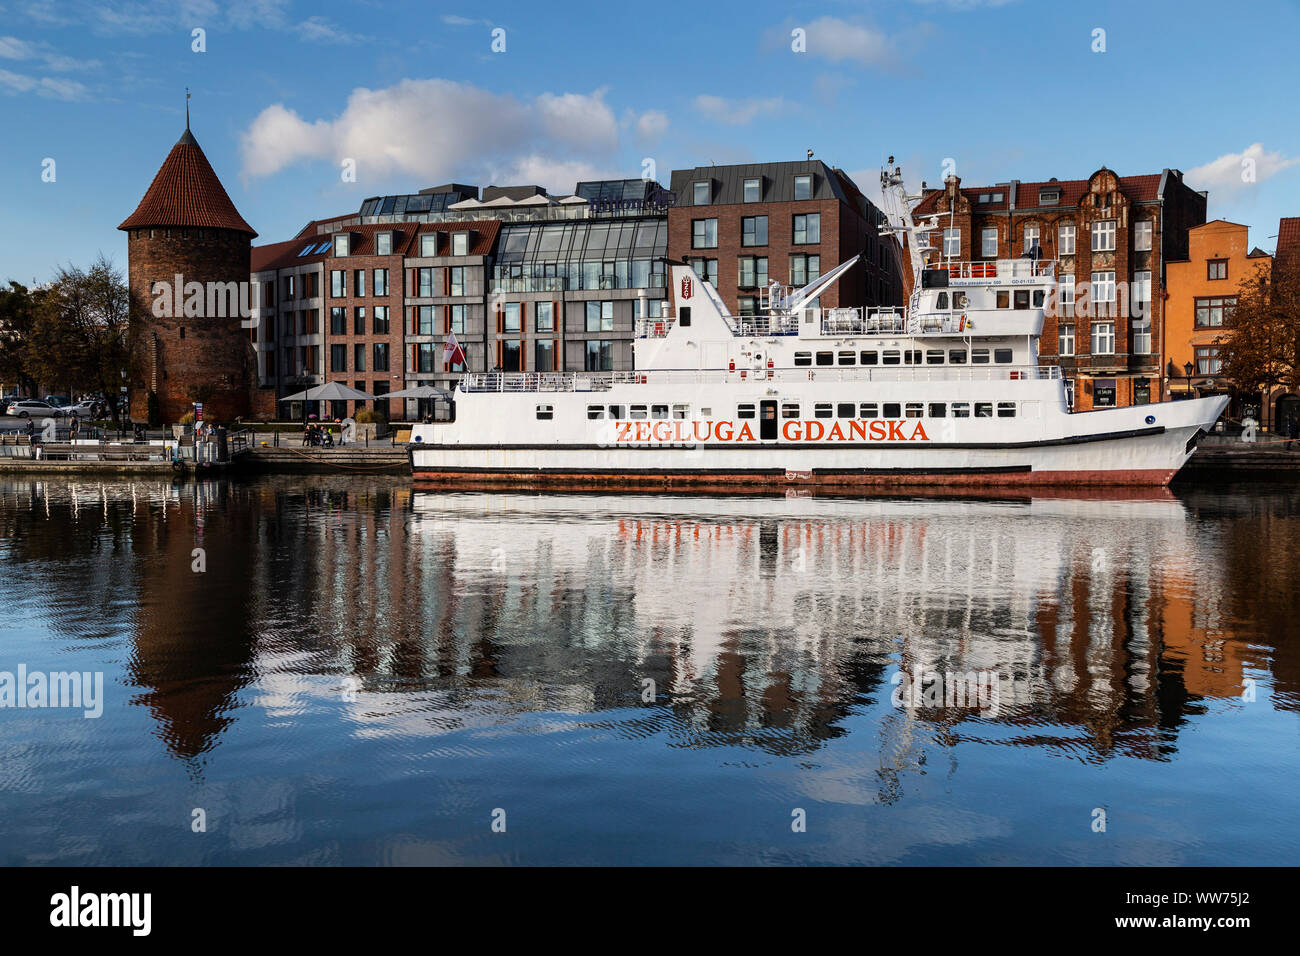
[6,399,62,419]
[65,400,99,419]
[43,395,70,408]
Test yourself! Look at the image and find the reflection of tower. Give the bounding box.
[118,112,258,423]
[128,483,260,761]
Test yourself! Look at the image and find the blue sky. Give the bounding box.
[2,0,1299,284]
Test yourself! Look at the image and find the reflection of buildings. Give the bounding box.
[4,479,1293,773]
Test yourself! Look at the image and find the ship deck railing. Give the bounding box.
[462,366,1062,392]
[929,258,1057,281]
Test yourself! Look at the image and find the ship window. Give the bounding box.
[997,402,1017,418]
[929,403,947,417]
[651,404,668,419]
[905,403,923,418]
[781,403,800,419]
[926,350,945,365]
[859,403,878,418]
[975,402,994,418]
[883,402,901,418]
[972,349,991,364]
[587,405,605,419]
[837,403,855,418]
[814,403,833,418]
[860,351,878,365]
[1033,290,1046,308]
[815,351,834,366]
[996,290,1010,309]
[536,404,554,420]
[608,405,625,420]
[1014,290,1030,310]
[952,403,971,418]
[903,350,923,365]
[672,404,690,420]
[937,292,949,309]
[838,351,856,365]
[994,348,1013,363]
[794,352,812,366]
[630,405,648,420]
[882,350,901,365]
[949,349,967,364]
[700,407,712,417]
[954,292,969,310]
[737,404,756,419]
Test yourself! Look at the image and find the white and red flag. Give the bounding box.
[443,331,467,370]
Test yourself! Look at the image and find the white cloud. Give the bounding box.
[907,0,1018,8]
[634,110,669,141]
[441,14,492,27]
[298,16,362,44]
[0,34,100,71]
[800,17,891,67]
[0,66,89,100]
[239,79,628,193]
[692,94,785,126]
[1187,144,1300,195]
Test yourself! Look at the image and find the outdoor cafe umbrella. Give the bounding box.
[383,384,456,402]
[279,382,376,403]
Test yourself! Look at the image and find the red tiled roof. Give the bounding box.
[250,218,502,272]
[119,128,256,236]
[1275,217,1300,272]
[411,219,500,257]
[250,235,331,273]
[914,172,1167,216]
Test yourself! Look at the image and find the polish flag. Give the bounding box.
[443,331,467,370]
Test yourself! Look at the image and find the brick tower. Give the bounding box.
[118,117,258,424]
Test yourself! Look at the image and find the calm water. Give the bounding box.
[1,476,1297,865]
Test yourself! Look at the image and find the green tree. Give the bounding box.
[0,281,41,396]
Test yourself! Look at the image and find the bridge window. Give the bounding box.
[952,403,971,418]
[997,402,1017,418]
[794,352,812,366]
[536,404,554,420]
[937,292,949,309]
[837,403,855,418]
[781,403,800,419]
[651,404,668,420]
[1014,290,1030,310]
[859,403,878,418]
[903,350,923,364]
[1033,290,1046,308]
[996,291,1010,308]
[630,405,648,420]
[929,403,947,417]
[608,405,625,420]
[949,349,967,364]
[587,405,605,419]
[672,404,690,419]
[814,403,833,418]
[975,402,994,418]
[882,350,901,365]
[883,403,901,418]
[737,404,755,419]
[905,403,923,418]
[815,351,834,366]
[972,349,991,364]
[994,348,1013,363]
[926,350,945,365]
[838,351,856,365]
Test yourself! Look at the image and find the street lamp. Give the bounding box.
[1184,361,1195,398]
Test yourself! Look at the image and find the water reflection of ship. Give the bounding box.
[410,490,1263,758]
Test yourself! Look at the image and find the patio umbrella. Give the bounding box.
[279,382,376,403]
[384,385,456,402]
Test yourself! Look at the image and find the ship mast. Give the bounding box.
[878,157,947,286]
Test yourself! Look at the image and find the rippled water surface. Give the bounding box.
[1,476,1297,865]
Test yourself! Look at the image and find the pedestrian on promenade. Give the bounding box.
[69,416,80,440]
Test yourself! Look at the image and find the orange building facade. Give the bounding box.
[1164,220,1271,422]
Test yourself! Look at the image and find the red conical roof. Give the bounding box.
[118,127,257,236]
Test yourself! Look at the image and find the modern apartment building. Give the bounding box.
[667,160,904,315]
[913,168,1207,410]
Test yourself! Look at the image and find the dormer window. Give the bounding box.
[419,233,437,257]
[375,231,392,255]
[693,181,710,205]
[1039,188,1060,205]
[793,175,812,201]
[743,178,761,202]
[334,233,350,257]
[452,232,469,256]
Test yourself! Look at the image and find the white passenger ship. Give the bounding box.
[410,165,1228,488]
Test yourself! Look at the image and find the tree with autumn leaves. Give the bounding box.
[1215,260,1300,429]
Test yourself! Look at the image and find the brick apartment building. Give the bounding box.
[913,167,1207,409]
[667,160,904,315]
